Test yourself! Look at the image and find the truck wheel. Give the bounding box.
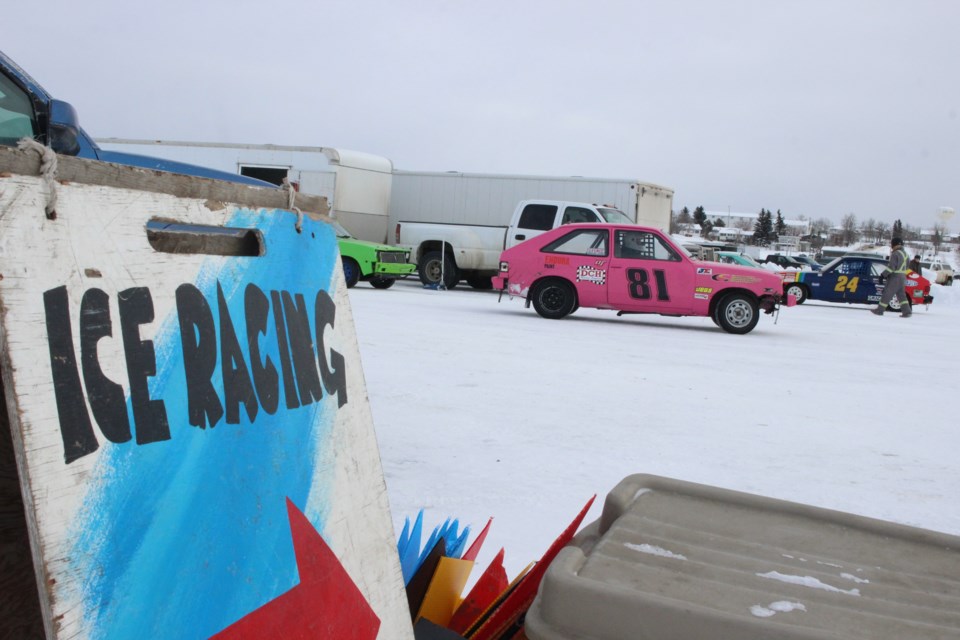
[715,293,759,334]
[418,251,459,289]
[369,276,395,289]
[341,257,361,288]
[467,276,493,290]
[530,279,577,319]
[785,283,807,304]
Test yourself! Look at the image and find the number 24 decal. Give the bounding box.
[834,275,859,293]
[627,269,670,301]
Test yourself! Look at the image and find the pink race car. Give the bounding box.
[492,224,792,334]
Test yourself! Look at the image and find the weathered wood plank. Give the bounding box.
[0,145,330,217]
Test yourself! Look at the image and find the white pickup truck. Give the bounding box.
[394,199,635,289]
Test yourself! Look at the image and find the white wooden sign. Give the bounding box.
[0,155,413,640]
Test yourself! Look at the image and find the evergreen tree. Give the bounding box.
[752,209,767,245]
[753,209,774,245]
[693,206,707,227]
[678,206,692,224]
[893,219,903,238]
[775,210,786,236]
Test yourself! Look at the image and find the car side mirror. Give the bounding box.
[47,99,82,156]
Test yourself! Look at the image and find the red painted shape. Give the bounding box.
[462,517,493,562]
[468,496,596,640]
[211,498,381,640]
[447,548,508,635]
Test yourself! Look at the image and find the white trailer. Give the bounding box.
[95,140,394,243]
[389,170,673,231]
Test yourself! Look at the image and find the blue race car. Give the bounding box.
[780,255,933,308]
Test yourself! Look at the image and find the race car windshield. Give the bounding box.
[598,207,632,224]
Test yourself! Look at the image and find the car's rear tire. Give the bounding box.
[785,283,807,304]
[715,293,760,334]
[418,251,459,289]
[369,276,395,289]
[530,279,577,319]
[341,257,361,288]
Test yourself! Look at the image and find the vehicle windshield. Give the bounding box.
[329,220,353,238]
[738,255,765,268]
[820,257,843,271]
[598,207,632,224]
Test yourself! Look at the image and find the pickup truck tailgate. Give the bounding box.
[525,474,960,640]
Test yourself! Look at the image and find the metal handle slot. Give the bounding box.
[146,219,264,257]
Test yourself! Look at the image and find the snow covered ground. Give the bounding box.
[349,276,960,582]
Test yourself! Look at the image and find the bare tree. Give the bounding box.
[876,221,890,243]
[841,213,859,246]
[810,217,833,238]
[932,222,947,254]
[860,218,878,243]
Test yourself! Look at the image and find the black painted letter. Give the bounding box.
[314,290,348,408]
[218,282,258,424]
[118,287,169,444]
[80,288,131,443]
[43,286,98,463]
[245,284,279,415]
[270,290,301,410]
[176,284,224,429]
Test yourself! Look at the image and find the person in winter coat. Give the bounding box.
[908,254,922,274]
[871,237,911,317]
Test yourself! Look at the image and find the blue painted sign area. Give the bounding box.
[0,173,411,640]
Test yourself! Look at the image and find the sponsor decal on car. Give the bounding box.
[576,265,607,285]
[545,255,571,266]
[712,274,761,283]
[694,293,709,300]
[697,267,713,275]
[695,286,713,294]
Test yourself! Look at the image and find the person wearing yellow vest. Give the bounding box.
[871,237,911,317]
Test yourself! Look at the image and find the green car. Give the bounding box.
[332,221,415,289]
[715,251,768,269]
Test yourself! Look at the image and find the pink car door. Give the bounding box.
[607,228,695,313]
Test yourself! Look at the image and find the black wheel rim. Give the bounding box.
[540,286,567,312]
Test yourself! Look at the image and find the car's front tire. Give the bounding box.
[342,257,361,288]
[785,283,807,304]
[715,293,760,334]
[530,279,577,319]
[369,276,395,289]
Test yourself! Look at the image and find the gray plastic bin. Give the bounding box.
[525,474,960,640]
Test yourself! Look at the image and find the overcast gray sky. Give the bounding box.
[6,0,959,229]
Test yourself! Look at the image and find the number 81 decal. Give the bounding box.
[834,275,859,293]
[627,269,670,301]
